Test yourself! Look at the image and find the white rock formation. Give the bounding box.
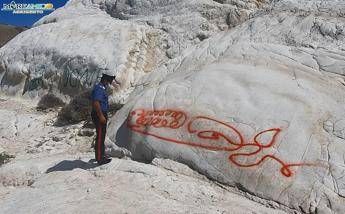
[0,97,288,214]
[107,0,345,213]
[0,0,268,102]
[1,0,345,213]
[0,16,165,102]
[0,155,287,214]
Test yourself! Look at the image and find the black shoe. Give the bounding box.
[97,158,112,165]
[104,154,112,159]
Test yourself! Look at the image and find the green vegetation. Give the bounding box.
[55,89,124,126]
[0,152,15,166]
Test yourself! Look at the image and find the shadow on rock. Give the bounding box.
[46,159,98,173]
[115,121,154,164]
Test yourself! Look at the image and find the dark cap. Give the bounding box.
[101,73,116,82]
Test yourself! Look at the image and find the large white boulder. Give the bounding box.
[108,1,345,213]
[109,61,345,213]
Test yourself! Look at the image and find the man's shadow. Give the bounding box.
[46,159,99,173]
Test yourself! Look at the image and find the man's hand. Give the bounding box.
[99,114,107,125]
[112,78,121,86]
[92,100,107,125]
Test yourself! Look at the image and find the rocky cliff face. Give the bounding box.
[1,0,345,213]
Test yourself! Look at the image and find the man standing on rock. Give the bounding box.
[91,73,117,165]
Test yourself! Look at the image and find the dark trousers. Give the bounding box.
[91,110,107,162]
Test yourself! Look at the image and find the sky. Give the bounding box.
[0,0,69,27]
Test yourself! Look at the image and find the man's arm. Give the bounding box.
[92,100,106,125]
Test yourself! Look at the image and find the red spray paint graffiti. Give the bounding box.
[127,109,317,177]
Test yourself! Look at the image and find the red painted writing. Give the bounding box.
[129,109,187,129]
[127,109,317,177]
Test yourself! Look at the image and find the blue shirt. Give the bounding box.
[91,83,108,112]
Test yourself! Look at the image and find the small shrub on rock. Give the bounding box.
[55,89,124,126]
[37,93,65,110]
[0,152,15,166]
[55,90,92,126]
